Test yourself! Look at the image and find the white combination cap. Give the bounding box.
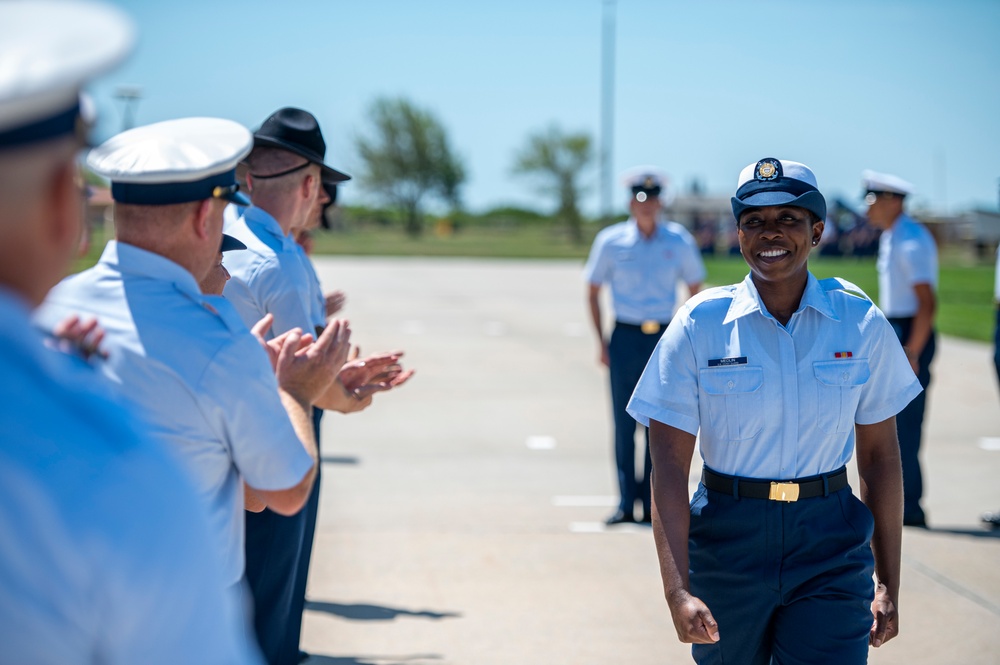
[861,169,913,197]
[731,158,827,221]
[87,117,253,206]
[620,165,668,202]
[0,0,134,148]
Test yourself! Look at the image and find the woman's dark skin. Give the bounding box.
[649,203,903,649]
[737,205,823,326]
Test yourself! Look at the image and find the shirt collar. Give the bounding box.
[626,217,662,242]
[243,205,296,250]
[100,241,202,298]
[723,272,839,324]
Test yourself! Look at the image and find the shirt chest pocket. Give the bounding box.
[699,366,764,442]
[813,360,871,433]
[611,251,641,291]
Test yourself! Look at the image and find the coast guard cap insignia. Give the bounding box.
[755,158,782,181]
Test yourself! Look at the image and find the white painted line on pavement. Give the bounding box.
[978,437,1000,451]
[526,435,557,450]
[562,322,586,337]
[552,495,618,507]
[484,321,506,336]
[569,522,606,533]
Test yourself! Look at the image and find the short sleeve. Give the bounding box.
[679,232,707,286]
[583,231,612,286]
[203,335,313,491]
[626,313,701,435]
[901,235,936,287]
[855,312,923,425]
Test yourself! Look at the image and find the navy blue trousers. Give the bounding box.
[887,317,935,523]
[284,407,324,661]
[994,307,1000,389]
[689,480,875,665]
[607,324,661,518]
[244,407,322,665]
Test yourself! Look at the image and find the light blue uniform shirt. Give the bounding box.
[294,241,328,329]
[583,218,705,323]
[628,273,922,480]
[223,205,316,336]
[876,213,938,318]
[0,289,261,664]
[35,242,313,585]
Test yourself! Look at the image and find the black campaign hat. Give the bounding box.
[252,107,351,183]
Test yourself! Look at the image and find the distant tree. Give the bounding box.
[512,125,594,244]
[355,97,466,237]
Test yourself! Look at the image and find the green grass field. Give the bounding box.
[75,224,997,342]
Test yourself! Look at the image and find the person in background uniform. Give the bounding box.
[629,158,920,664]
[225,107,411,665]
[982,246,1000,529]
[0,2,261,662]
[35,118,353,599]
[863,169,938,528]
[584,167,705,525]
[200,233,248,296]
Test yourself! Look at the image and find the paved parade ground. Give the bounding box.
[300,256,1000,665]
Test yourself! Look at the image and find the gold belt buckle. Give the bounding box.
[769,482,800,502]
[640,320,660,335]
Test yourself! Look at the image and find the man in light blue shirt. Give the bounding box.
[863,169,938,527]
[0,3,261,662]
[36,117,352,588]
[584,167,705,525]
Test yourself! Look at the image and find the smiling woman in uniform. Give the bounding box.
[627,158,922,665]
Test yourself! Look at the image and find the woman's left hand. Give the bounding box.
[870,582,899,647]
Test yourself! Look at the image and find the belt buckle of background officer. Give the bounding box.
[640,320,661,335]
[769,482,800,502]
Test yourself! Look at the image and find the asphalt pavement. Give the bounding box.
[300,256,1000,665]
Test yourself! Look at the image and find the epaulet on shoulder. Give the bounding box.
[685,284,737,310]
[819,277,872,302]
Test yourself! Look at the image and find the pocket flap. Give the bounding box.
[813,359,871,386]
[700,366,764,395]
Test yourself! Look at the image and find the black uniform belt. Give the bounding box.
[615,320,669,335]
[702,466,849,502]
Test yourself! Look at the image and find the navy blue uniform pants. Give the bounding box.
[994,307,1000,389]
[608,323,662,518]
[284,407,324,661]
[689,480,875,665]
[888,317,935,523]
[244,407,323,665]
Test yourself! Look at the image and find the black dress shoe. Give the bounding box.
[981,511,1000,529]
[605,510,635,525]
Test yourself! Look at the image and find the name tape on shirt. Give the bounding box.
[708,356,748,367]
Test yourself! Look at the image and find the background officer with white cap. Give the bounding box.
[0,2,261,662]
[630,158,918,663]
[35,117,353,593]
[863,169,938,528]
[584,167,705,525]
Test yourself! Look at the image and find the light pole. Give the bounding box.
[600,0,617,224]
[114,85,142,131]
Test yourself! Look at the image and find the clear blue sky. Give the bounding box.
[91,0,1000,217]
